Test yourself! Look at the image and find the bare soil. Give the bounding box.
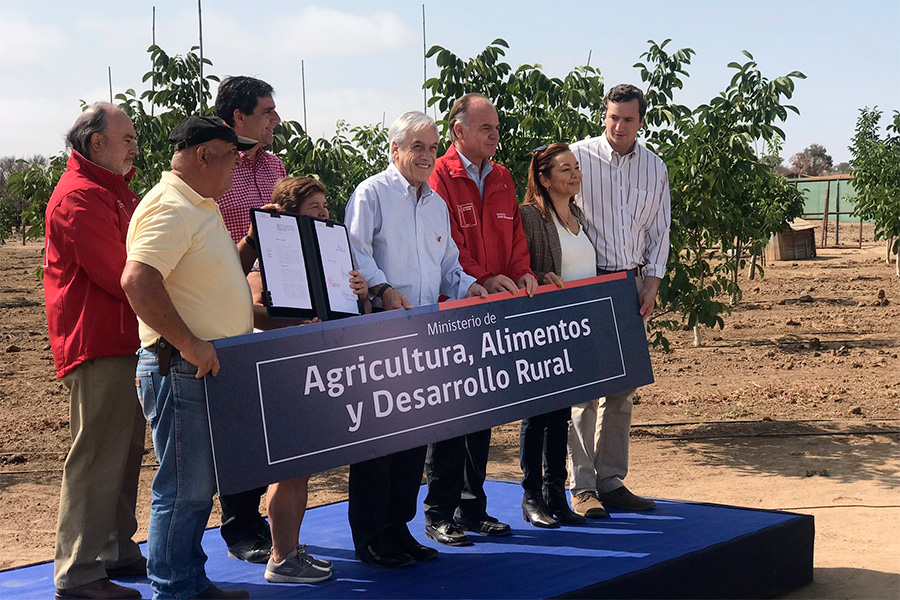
[1,223,898,598]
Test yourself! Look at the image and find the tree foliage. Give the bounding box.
[6,39,809,344]
[849,107,900,274]
[425,39,605,188]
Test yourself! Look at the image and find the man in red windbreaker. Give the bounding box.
[44,104,146,600]
[424,93,538,547]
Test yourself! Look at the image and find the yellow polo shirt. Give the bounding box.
[126,171,253,347]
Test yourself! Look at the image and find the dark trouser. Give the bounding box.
[219,487,268,546]
[423,429,491,524]
[348,446,427,551]
[519,407,571,498]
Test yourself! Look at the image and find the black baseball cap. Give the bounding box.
[169,115,257,151]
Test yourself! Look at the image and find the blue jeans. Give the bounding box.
[137,348,215,600]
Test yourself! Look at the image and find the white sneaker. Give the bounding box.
[265,549,331,584]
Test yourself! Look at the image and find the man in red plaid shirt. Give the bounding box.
[215,76,286,244]
[213,76,285,564]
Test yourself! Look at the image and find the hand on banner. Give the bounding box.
[466,282,489,299]
[542,272,565,288]
[517,272,538,297]
[383,286,413,311]
[484,274,518,295]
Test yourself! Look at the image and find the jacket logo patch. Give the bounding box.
[458,203,478,228]
[495,212,514,220]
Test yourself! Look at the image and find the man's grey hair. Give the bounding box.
[447,93,492,142]
[66,103,116,160]
[387,111,438,163]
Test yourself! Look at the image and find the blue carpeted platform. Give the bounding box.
[0,480,813,599]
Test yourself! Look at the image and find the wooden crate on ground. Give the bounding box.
[765,219,817,261]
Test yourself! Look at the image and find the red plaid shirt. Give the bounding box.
[217,150,286,243]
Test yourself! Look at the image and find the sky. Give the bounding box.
[1,0,898,165]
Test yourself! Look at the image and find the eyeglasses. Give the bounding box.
[532,144,548,154]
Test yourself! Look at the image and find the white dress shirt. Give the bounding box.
[345,163,476,306]
[571,133,671,279]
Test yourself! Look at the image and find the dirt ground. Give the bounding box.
[1,223,898,599]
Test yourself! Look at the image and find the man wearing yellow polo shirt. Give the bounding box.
[121,116,259,600]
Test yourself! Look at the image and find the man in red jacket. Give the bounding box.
[424,93,537,546]
[44,104,145,600]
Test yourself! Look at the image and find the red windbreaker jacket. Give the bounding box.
[428,144,534,285]
[43,151,140,378]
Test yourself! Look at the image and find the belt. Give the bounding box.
[598,267,642,277]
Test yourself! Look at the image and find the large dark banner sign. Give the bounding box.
[206,272,654,495]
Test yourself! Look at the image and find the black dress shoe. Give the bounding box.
[454,514,511,536]
[597,486,657,511]
[227,532,271,564]
[522,497,559,529]
[55,578,141,599]
[544,484,587,524]
[388,527,439,561]
[105,556,147,578]
[190,584,250,599]
[355,537,415,568]
[425,521,473,546]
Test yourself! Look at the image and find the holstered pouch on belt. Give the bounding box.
[156,337,176,376]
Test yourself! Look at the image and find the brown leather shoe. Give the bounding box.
[597,486,657,511]
[55,578,141,599]
[571,491,609,519]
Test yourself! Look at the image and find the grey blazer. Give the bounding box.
[519,202,590,283]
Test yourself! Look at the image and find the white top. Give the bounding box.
[345,163,476,306]
[554,216,597,282]
[571,133,671,279]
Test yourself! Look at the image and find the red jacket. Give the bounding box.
[428,144,534,285]
[43,151,140,378]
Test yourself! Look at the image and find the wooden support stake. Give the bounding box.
[820,181,830,248]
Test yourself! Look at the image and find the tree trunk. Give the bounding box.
[731,239,742,305]
[694,240,705,347]
[895,245,899,277]
[748,254,758,280]
[888,238,895,265]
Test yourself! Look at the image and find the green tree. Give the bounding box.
[271,119,388,222]
[639,45,805,346]
[0,155,47,243]
[849,107,900,275]
[425,39,605,188]
[5,154,68,242]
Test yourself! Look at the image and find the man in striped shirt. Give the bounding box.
[568,84,671,518]
[213,76,285,563]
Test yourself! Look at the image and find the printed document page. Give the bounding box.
[314,220,359,314]
[255,212,313,310]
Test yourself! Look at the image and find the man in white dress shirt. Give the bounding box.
[344,110,487,568]
[568,84,671,518]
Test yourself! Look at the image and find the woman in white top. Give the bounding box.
[518,143,595,528]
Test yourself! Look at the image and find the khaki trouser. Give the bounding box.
[54,355,145,589]
[567,273,643,495]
